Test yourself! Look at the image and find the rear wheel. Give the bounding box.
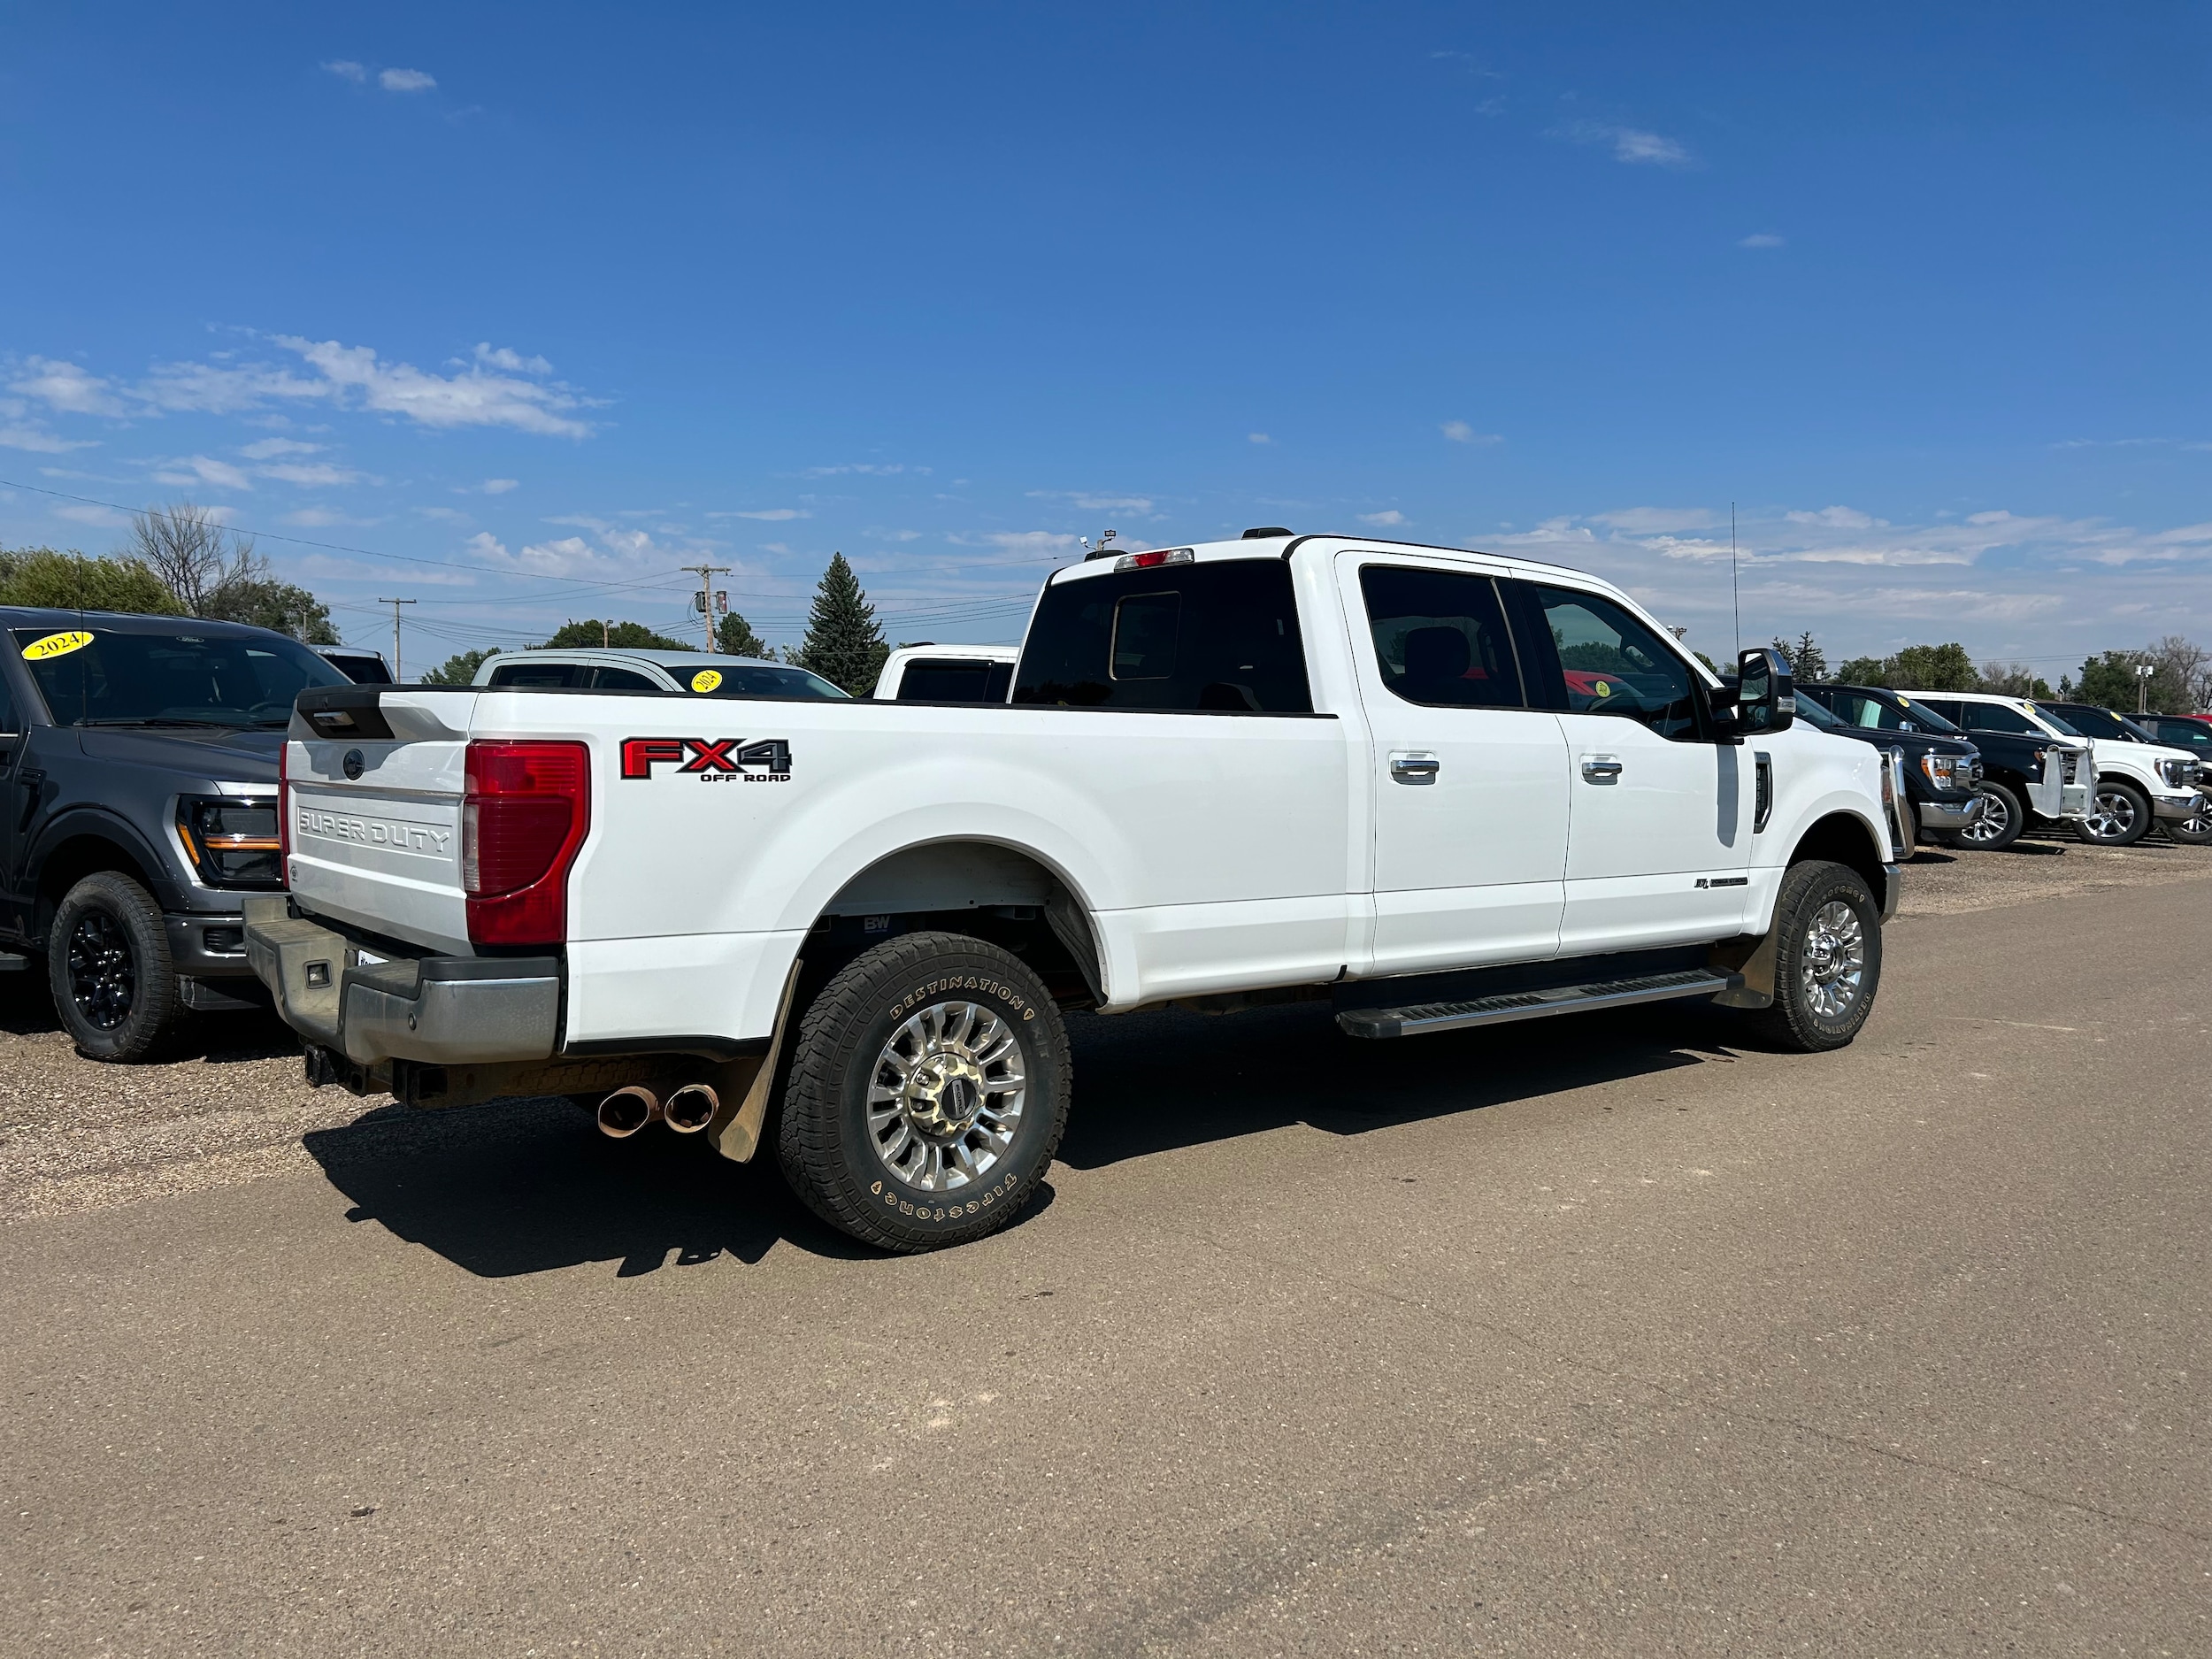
[777,932,1071,1252]
[2078,779,2152,847]
[47,872,180,1063]
[1948,781,2024,851]
[1742,859,1882,1053]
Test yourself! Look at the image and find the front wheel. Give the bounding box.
[1949,781,2024,851]
[2078,779,2152,847]
[2167,795,2212,846]
[777,932,1071,1252]
[47,872,181,1062]
[1741,859,1882,1053]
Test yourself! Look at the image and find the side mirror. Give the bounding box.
[1708,679,1744,744]
[1736,647,1795,733]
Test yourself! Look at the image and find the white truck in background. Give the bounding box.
[246,531,1904,1252]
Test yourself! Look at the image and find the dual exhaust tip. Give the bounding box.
[596,1082,718,1139]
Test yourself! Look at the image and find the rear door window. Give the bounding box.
[1013,559,1311,712]
[895,659,1010,702]
[588,667,659,691]
[1960,702,2035,734]
[1358,566,1523,708]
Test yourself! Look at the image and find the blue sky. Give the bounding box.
[4,3,2208,675]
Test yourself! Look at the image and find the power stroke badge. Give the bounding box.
[619,737,793,783]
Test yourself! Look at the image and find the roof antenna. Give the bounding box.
[1730,501,1741,659]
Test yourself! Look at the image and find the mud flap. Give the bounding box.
[1708,929,1778,1010]
[706,959,803,1164]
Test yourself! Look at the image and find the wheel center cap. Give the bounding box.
[903,1050,987,1141]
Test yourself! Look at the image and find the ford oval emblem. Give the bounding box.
[342,748,365,780]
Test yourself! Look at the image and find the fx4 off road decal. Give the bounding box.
[620,736,793,783]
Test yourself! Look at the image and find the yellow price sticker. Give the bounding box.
[1593,680,1611,697]
[689,668,723,693]
[21,629,94,662]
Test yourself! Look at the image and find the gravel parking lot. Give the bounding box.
[3,836,2208,1655]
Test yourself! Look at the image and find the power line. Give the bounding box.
[376,597,417,680]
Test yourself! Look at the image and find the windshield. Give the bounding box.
[2025,703,2085,737]
[12,624,348,728]
[682,663,849,700]
[1792,692,1841,728]
[1823,688,1961,735]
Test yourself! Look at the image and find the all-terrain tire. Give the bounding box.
[776,932,1071,1253]
[1742,859,1882,1054]
[2077,779,2152,847]
[1945,781,2024,851]
[48,872,181,1063]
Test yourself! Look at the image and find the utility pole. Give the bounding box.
[376,597,416,680]
[681,564,732,652]
[2137,659,2155,714]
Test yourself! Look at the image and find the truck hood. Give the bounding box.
[76,725,284,784]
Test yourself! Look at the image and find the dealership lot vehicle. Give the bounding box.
[1910,692,2196,847]
[871,642,1020,702]
[0,608,353,1061]
[472,647,849,700]
[2042,701,2209,845]
[1788,686,1983,844]
[247,533,1903,1251]
[1826,686,2092,850]
[313,645,393,684]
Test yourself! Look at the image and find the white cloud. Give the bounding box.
[1441,420,1502,445]
[1486,517,1596,548]
[258,460,374,488]
[1739,233,1786,250]
[1026,490,1155,514]
[480,477,518,494]
[10,356,129,417]
[1248,433,1272,445]
[1553,120,1692,166]
[380,68,436,92]
[281,336,589,435]
[1358,510,1408,526]
[240,437,323,459]
[1786,505,1878,529]
[53,503,130,527]
[472,343,549,374]
[724,507,808,520]
[153,454,254,492]
[0,423,95,454]
[414,505,471,524]
[321,60,367,82]
[804,462,930,476]
[1590,507,1720,533]
[979,531,1082,557]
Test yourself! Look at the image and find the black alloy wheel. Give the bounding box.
[47,872,181,1063]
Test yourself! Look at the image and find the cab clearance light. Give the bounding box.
[1114,548,1194,572]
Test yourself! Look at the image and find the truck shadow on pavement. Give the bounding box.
[1057,999,1738,1169]
[302,1099,905,1276]
[301,999,1735,1279]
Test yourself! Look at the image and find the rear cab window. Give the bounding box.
[1013,558,1312,712]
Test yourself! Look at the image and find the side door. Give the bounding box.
[0,671,21,937]
[1341,554,1570,974]
[1502,579,1752,953]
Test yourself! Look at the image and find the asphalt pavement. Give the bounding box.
[2,858,2207,1655]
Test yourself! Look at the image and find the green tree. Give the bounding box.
[1978,661,2051,699]
[203,575,340,642]
[716,610,770,658]
[1884,642,1979,691]
[1835,655,1888,686]
[421,648,500,686]
[793,552,887,694]
[1770,632,1828,680]
[541,618,693,651]
[2075,640,2205,712]
[0,546,185,614]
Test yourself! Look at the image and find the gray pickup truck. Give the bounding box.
[0,607,353,1059]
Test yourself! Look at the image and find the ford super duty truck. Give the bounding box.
[244,532,1905,1252]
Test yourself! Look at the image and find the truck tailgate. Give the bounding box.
[288,688,480,953]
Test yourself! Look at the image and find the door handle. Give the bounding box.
[1580,756,1623,782]
[1390,753,1440,784]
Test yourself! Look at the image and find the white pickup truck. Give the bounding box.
[246,531,1904,1251]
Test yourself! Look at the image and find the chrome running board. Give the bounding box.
[1336,968,1742,1041]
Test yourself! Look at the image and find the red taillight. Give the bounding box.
[462,740,590,948]
[278,740,293,880]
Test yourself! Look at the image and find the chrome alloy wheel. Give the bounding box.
[1799,899,1866,1021]
[66,910,136,1031]
[866,999,1027,1192]
[2082,787,2140,841]
[1958,786,2012,845]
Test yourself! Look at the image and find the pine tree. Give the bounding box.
[794,553,887,693]
[716,610,770,658]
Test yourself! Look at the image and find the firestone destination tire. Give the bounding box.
[1744,859,1882,1054]
[777,932,1071,1253]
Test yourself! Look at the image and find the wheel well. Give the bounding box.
[808,841,1102,1010]
[35,834,159,941]
[1787,811,1887,897]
